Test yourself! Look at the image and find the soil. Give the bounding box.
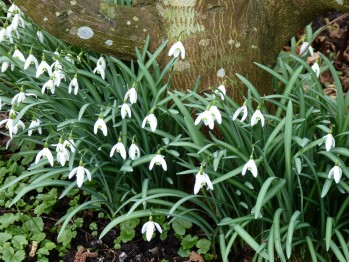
[1,11,349,262]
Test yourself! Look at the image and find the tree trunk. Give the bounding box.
[15,0,348,99]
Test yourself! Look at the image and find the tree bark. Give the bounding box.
[15,0,349,99]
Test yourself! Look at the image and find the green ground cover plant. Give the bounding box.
[0,2,348,261]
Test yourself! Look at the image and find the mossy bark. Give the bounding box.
[15,0,348,99]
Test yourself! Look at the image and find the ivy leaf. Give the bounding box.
[196,239,211,254]
[2,247,26,262]
[0,232,12,245]
[181,234,198,249]
[178,247,191,258]
[11,235,28,250]
[0,213,20,230]
[172,219,192,236]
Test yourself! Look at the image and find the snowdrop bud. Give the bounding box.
[37,30,44,43]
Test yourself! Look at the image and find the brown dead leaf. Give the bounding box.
[306,52,320,64]
[186,251,204,262]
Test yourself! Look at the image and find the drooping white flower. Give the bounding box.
[328,164,342,184]
[322,133,335,152]
[194,110,215,130]
[36,55,52,78]
[65,54,74,64]
[311,62,320,78]
[251,108,265,127]
[300,42,314,57]
[37,30,44,43]
[28,118,42,136]
[11,11,24,31]
[63,134,76,153]
[232,103,248,122]
[35,143,54,167]
[97,56,106,70]
[0,28,6,42]
[129,142,140,160]
[68,75,79,95]
[110,138,127,160]
[142,112,157,132]
[215,84,226,100]
[11,87,37,105]
[124,87,137,104]
[242,158,258,178]
[141,216,162,241]
[194,166,214,195]
[209,104,222,124]
[12,119,25,136]
[0,114,15,138]
[7,4,19,19]
[168,41,185,59]
[68,160,92,188]
[93,64,105,80]
[217,68,225,78]
[149,152,167,171]
[1,61,11,73]
[24,50,39,70]
[42,77,55,94]
[52,69,62,87]
[54,138,70,166]
[121,103,131,119]
[11,47,25,71]
[94,115,108,136]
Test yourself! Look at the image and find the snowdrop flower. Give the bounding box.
[35,143,54,167]
[232,102,248,122]
[142,111,157,132]
[242,158,258,178]
[0,98,2,110]
[54,138,70,166]
[36,55,52,78]
[195,109,215,130]
[97,56,106,70]
[209,102,222,124]
[12,119,25,136]
[24,49,39,70]
[321,133,335,152]
[300,41,314,56]
[11,46,25,70]
[141,216,162,241]
[69,160,92,188]
[11,10,24,30]
[0,27,6,42]
[194,165,214,195]
[11,86,37,105]
[93,64,105,80]
[124,87,137,104]
[0,113,15,138]
[129,141,140,160]
[168,41,185,59]
[12,46,25,62]
[251,107,265,127]
[63,133,76,153]
[121,102,131,119]
[28,118,42,136]
[52,69,62,87]
[217,68,225,78]
[1,60,11,73]
[68,74,79,95]
[42,76,55,94]
[7,4,20,19]
[149,151,167,171]
[37,30,44,43]
[110,138,127,160]
[94,114,108,136]
[215,84,226,101]
[311,62,320,78]
[65,54,74,65]
[328,163,342,184]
